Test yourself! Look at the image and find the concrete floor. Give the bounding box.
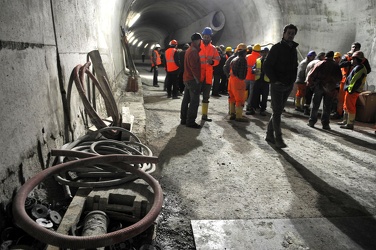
[134,60,376,250]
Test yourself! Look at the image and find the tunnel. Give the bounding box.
[0,0,375,248]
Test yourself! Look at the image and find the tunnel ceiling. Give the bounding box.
[127,0,220,48]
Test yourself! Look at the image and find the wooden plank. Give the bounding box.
[45,188,92,250]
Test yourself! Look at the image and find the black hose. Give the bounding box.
[12,154,162,249]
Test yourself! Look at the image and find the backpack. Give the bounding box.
[231,56,247,80]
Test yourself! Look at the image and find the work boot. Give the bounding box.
[202,115,212,122]
[322,124,331,130]
[275,136,287,148]
[201,103,212,122]
[229,102,236,120]
[337,111,348,125]
[340,124,353,130]
[246,107,255,115]
[295,97,301,111]
[307,121,315,128]
[331,112,342,120]
[303,106,310,116]
[265,132,275,144]
[186,123,201,129]
[235,106,248,122]
[340,113,355,130]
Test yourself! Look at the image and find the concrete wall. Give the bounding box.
[0,0,375,219]
[0,0,129,208]
[210,0,376,89]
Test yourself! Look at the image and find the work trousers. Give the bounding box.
[166,72,179,97]
[267,82,294,138]
[228,75,246,107]
[245,80,255,108]
[252,80,270,111]
[153,67,159,86]
[201,82,212,103]
[308,85,333,125]
[181,80,201,125]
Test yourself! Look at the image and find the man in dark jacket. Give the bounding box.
[306,51,342,130]
[180,33,202,129]
[263,24,299,148]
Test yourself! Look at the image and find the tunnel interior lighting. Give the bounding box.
[144,43,149,49]
[129,36,135,43]
[132,39,138,46]
[137,41,143,47]
[128,13,140,28]
[127,31,134,38]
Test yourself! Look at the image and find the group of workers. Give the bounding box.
[149,24,373,147]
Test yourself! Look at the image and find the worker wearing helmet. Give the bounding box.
[199,26,220,122]
[150,44,162,87]
[228,43,248,122]
[252,47,270,116]
[338,50,367,130]
[334,42,372,120]
[334,52,341,64]
[245,43,262,115]
[165,39,180,98]
[225,47,233,59]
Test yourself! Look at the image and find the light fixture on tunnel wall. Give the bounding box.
[132,39,138,46]
[129,36,135,44]
[128,13,140,28]
[144,43,149,49]
[127,31,134,39]
[137,41,143,47]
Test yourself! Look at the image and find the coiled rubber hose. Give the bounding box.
[12,154,162,249]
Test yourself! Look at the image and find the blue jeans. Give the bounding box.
[267,82,294,138]
[245,80,255,108]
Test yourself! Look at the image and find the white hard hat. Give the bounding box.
[154,44,161,48]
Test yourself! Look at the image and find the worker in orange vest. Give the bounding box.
[165,39,181,98]
[150,44,162,87]
[199,27,220,122]
[245,44,262,115]
[228,43,248,122]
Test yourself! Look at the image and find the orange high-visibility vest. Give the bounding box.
[151,50,161,67]
[199,42,220,84]
[245,51,260,81]
[165,47,179,72]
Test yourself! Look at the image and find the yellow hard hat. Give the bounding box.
[252,43,261,52]
[334,52,341,58]
[225,46,233,52]
[236,43,247,52]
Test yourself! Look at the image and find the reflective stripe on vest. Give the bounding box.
[151,50,162,67]
[165,48,179,72]
[254,58,270,82]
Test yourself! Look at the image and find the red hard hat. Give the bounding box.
[169,39,178,46]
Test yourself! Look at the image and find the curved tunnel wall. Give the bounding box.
[0,0,375,215]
